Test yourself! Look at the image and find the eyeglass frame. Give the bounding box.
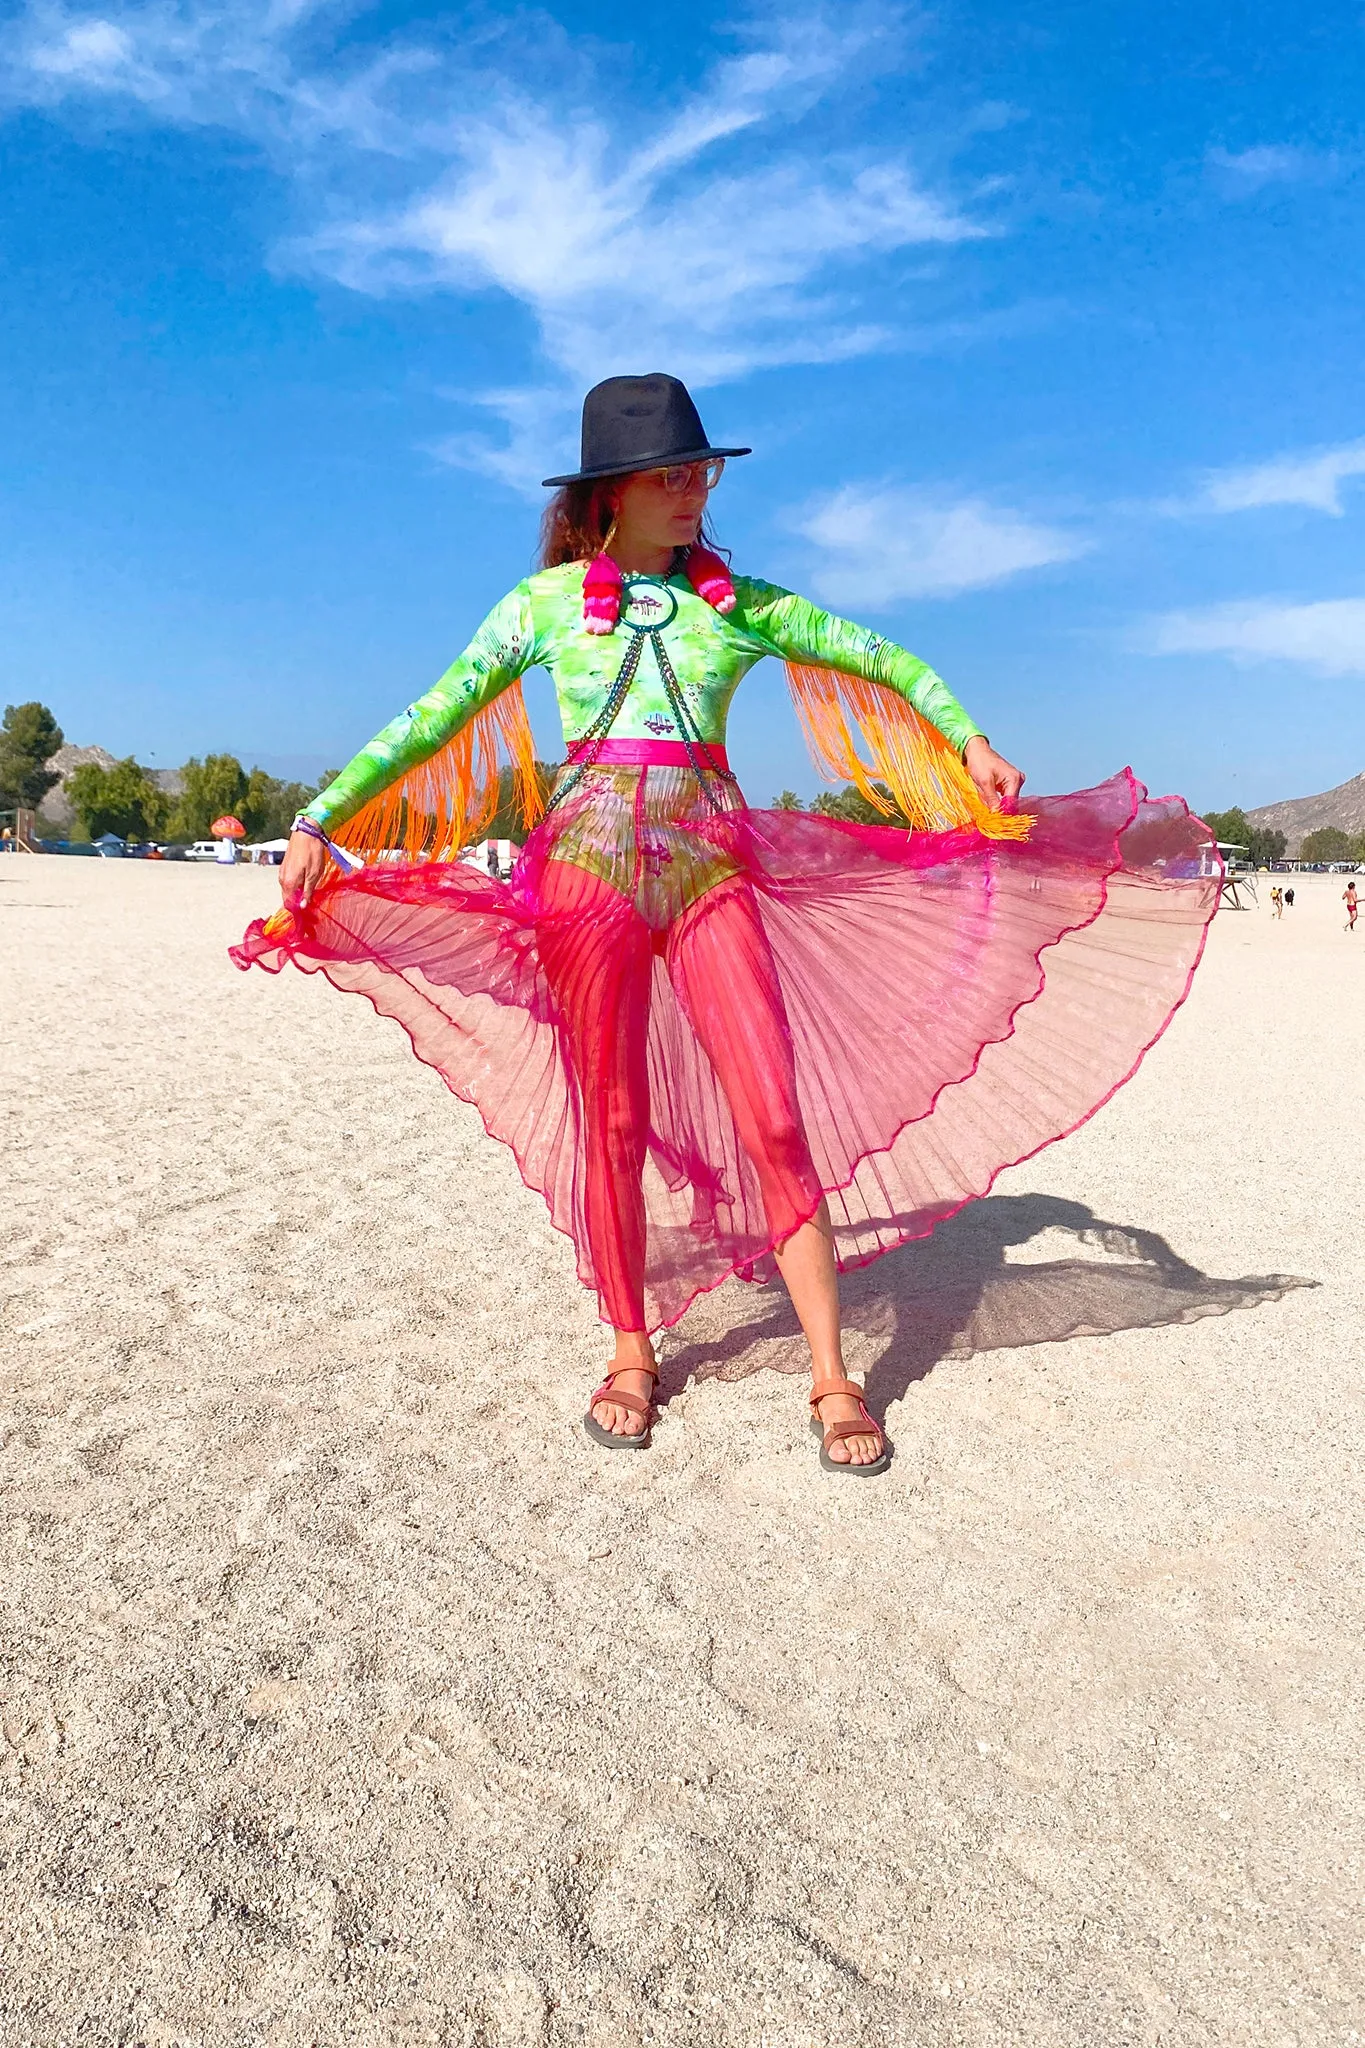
[638,458,727,496]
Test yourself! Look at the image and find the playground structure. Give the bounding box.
[0,808,40,853]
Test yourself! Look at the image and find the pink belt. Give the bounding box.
[565,736,731,772]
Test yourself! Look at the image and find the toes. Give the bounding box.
[592,1398,648,1438]
[814,1397,884,1468]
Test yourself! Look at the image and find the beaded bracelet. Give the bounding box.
[290,813,362,873]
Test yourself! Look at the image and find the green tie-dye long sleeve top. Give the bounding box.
[302,562,985,835]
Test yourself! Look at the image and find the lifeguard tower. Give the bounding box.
[1214,842,1257,909]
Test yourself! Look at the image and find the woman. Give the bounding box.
[235,373,1216,1476]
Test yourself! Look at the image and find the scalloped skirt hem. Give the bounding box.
[231,767,1218,1334]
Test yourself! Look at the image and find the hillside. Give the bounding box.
[38,744,117,829]
[1246,771,1365,855]
[38,745,185,831]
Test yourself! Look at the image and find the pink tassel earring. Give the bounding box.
[685,543,736,614]
[583,516,622,634]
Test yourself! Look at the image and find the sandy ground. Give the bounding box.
[1,855,1361,2048]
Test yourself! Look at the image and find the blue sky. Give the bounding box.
[1,0,1362,808]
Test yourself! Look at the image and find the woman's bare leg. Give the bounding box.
[537,858,657,1436]
[602,1331,658,1434]
[668,883,881,1465]
[772,1201,882,1466]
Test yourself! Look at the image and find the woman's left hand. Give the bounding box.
[963,736,1025,812]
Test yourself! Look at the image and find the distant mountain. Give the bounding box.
[39,744,117,829]
[47,742,117,778]
[1247,771,1365,855]
[38,744,184,830]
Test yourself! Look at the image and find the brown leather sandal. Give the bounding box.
[584,1366,658,1451]
[809,1377,890,1477]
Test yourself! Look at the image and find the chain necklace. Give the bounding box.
[543,627,646,814]
[649,632,734,815]
[545,581,739,818]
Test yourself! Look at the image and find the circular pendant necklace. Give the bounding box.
[619,577,679,633]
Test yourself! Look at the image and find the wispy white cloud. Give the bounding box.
[427,385,579,499]
[1206,143,1344,196]
[1162,438,1365,518]
[285,10,988,403]
[7,1,323,128]
[327,145,974,388]
[793,484,1086,607]
[27,16,135,80]
[1148,597,1365,676]
[0,1,997,485]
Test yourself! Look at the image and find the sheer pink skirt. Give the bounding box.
[231,764,1217,1333]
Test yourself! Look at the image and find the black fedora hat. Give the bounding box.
[542,373,751,487]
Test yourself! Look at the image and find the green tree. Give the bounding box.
[1300,826,1356,863]
[0,702,63,810]
[1246,825,1287,866]
[771,790,806,811]
[170,754,248,841]
[1200,808,1287,865]
[68,758,171,841]
[241,767,325,841]
[484,761,560,844]
[1199,806,1250,850]
[809,781,907,826]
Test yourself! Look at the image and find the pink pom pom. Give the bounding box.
[583,551,622,633]
[685,544,736,614]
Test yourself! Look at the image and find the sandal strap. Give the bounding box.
[821,1413,883,1449]
[590,1373,656,1420]
[809,1376,867,1414]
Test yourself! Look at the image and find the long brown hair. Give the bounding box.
[538,480,617,568]
[537,477,728,570]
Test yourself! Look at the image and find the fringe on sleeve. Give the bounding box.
[786,663,1033,841]
[328,682,545,861]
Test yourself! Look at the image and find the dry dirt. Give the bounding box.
[1,858,1361,2047]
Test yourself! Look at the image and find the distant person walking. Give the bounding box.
[1284,886,1295,908]
[1345,881,1358,933]
[1270,886,1283,919]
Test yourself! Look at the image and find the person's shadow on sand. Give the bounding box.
[661,1193,1314,1408]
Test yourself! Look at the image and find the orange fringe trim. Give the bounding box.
[329,681,545,861]
[785,664,1033,840]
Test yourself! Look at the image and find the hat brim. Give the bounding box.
[540,445,751,488]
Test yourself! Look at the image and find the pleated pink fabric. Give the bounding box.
[232,766,1217,1333]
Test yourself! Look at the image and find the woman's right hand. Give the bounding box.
[280,828,331,911]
